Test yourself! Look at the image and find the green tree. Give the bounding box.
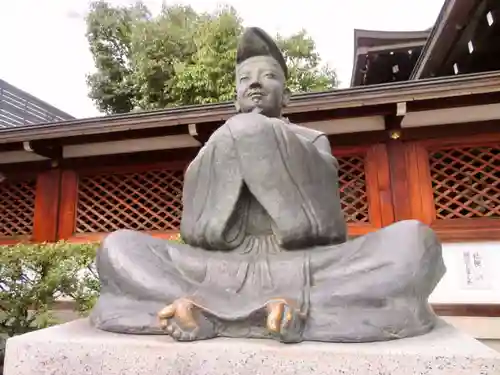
[276,30,338,93]
[86,1,338,115]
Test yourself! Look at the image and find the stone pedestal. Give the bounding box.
[4,319,500,374]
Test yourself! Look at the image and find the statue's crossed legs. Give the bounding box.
[91,219,445,343]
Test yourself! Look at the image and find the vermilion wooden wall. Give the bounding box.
[1,132,499,244]
[404,133,500,241]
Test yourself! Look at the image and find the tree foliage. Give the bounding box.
[86,1,338,114]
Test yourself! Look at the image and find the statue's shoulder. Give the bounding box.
[284,119,325,143]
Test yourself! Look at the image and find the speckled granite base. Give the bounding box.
[4,318,500,375]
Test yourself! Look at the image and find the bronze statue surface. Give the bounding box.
[89,27,446,344]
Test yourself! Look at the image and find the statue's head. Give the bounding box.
[235,27,290,118]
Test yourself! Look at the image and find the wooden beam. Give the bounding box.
[0,150,48,164]
[407,90,500,111]
[401,103,500,128]
[23,141,62,160]
[433,220,500,242]
[356,41,426,55]
[58,147,199,170]
[54,121,191,145]
[328,130,389,147]
[402,119,500,141]
[305,116,385,135]
[432,303,500,317]
[62,135,201,159]
[187,123,213,145]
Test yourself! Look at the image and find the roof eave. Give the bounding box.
[350,29,430,87]
[2,71,500,145]
[410,0,481,80]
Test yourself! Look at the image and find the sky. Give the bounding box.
[0,0,445,119]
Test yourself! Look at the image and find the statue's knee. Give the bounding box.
[99,229,142,262]
[390,219,424,231]
[389,219,442,265]
[389,220,433,242]
[102,229,136,248]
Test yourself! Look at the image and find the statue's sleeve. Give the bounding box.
[180,125,246,250]
[226,114,347,249]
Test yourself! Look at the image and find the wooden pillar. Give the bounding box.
[386,140,413,222]
[386,139,436,225]
[32,170,61,242]
[405,142,436,225]
[365,144,395,227]
[57,170,79,240]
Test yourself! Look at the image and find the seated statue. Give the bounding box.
[89,27,446,343]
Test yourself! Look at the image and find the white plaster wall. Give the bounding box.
[429,241,500,347]
[429,241,500,304]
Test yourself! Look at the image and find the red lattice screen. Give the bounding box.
[337,155,369,223]
[429,146,500,220]
[74,155,369,234]
[0,178,37,237]
[75,169,184,233]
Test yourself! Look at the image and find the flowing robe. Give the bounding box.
[90,113,445,342]
[181,113,347,250]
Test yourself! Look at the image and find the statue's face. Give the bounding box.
[235,56,290,117]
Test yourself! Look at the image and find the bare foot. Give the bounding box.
[266,298,305,343]
[158,298,216,341]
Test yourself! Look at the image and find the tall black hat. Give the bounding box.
[236,27,288,79]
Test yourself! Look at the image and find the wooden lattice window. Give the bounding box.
[430,146,500,220]
[0,177,37,237]
[337,155,369,223]
[75,168,184,233]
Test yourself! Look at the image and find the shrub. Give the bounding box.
[0,234,186,374]
[0,241,99,337]
[0,233,185,338]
